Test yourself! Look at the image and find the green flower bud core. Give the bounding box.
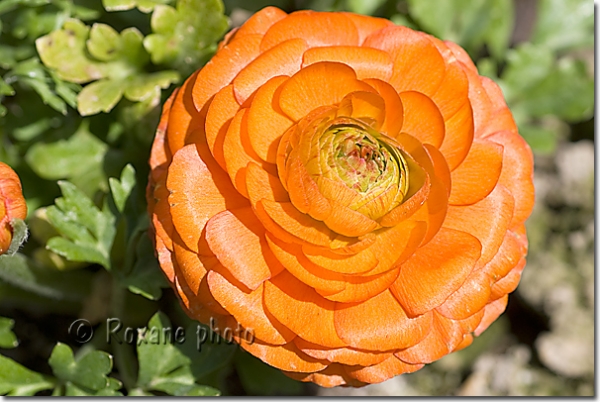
[310,117,410,220]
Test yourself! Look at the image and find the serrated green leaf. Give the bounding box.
[49,343,118,391]
[86,23,122,62]
[45,180,115,269]
[137,312,190,388]
[0,253,91,301]
[0,317,18,348]
[144,0,228,76]
[108,164,136,213]
[25,122,108,195]
[77,79,124,116]
[102,0,172,13]
[0,354,54,396]
[123,70,179,102]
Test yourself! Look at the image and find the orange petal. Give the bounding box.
[260,200,334,246]
[285,364,363,387]
[266,233,347,296]
[423,143,451,195]
[435,269,492,320]
[240,341,327,373]
[392,227,481,317]
[205,207,283,291]
[486,131,535,229]
[260,10,359,51]
[489,258,525,301]
[233,38,307,104]
[223,108,269,198]
[149,172,174,250]
[264,270,347,348]
[477,77,518,137]
[247,76,293,163]
[149,87,177,171]
[167,71,202,153]
[363,78,404,137]
[444,184,515,266]
[323,201,379,238]
[363,26,446,96]
[302,46,393,81]
[341,12,393,43]
[246,161,289,204]
[205,84,240,170]
[192,34,262,111]
[474,295,508,336]
[344,355,423,384]
[294,337,388,366]
[285,155,333,222]
[303,242,378,276]
[234,6,287,38]
[167,144,249,252]
[325,267,400,304]
[334,290,432,351]
[438,99,474,171]
[431,60,470,122]
[337,90,387,130]
[279,62,376,122]
[479,229,525,281]
[444,40,478,72]
[449,140,503,205]
[398,91,445,147]
[206,270,295,345]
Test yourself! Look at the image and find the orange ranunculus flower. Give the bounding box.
[147,7,534,387]
[0,162,27,255]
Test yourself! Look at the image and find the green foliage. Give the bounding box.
[0,354,54,396]
[0,317,18,348]
[235,349,304,395]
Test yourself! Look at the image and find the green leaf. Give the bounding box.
[235,349,303,396]
[108,164,136,213]
[144,0,228,76]
[77,79,124,116]
[25,121,108,195]
[0,253,92,301]
[123,70,179,102]
[102,0,172,13]
[531,0,593,52]
[119,233,168,300]
[346,0,386,15]
[45,181,115,269]
[49,343,120,392]
[0,354,54,396]
[0,0,50,15]
[86,23,122,62]
[0,317,18,348]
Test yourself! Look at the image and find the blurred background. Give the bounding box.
[0,0,594,396]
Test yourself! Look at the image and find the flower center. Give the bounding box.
[313,118,410,220]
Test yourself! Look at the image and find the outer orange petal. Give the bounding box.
[341,12,394,43]
[302,46,393,81]
[285,364,364,387]
[334,290,432,351]
[477,77,518,137]
[474,295,508,336]
[435,269,492,320]
[294,338,388,366]
[233,6,287,39]
[430,60,470,123]
[344,356,424,384]
[205,207,283,291]
[240,341,327,373]
[206,270,295,345]
[444,184,515,266]
[205,84,240,170]
[448,140,504,205]
[363,26,446,96]
[260,10,359,51]
[264,270,347,348]
[149,87,177,172]
[166,71,202,154]
[233,38,307,104]
[278,62,376,122]
[438,98,474,171]
[398,91,445,148]
[247,76,293,163]
[166,143,248,252]
[325,267,400,304]
[246,161,289,204]
[486,131,535,229]
[192,34,262,111]
[392,227,481,317]
[489,258,525,300]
